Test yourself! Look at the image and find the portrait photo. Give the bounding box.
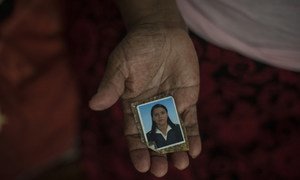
[136,96,186,152]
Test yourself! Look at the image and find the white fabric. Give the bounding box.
[155,125,172,140]
[176,0,300,71]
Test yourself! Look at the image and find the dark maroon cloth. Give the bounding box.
[0,0,79,178]
[65,0,300,179]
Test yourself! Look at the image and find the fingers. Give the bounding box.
[150,151,168,177]
[171,151,189,170]
[130,149,151,173]
[188,136,201,158]
[124,103,169,177]
[182,105,202,158]
[89,53,128,111]
[123,84,200,176]
[89,79,124,111]
[124,109,151,172]
[171,85,201,159]
[127,137,169,177]
[173,85,199,114]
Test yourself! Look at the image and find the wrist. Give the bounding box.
[130,11,187,31]
[115,0,187,31]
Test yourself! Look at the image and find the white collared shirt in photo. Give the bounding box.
[155,125,172,140]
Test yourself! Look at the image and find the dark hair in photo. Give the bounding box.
[150,104,176,135]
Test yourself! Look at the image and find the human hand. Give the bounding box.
[89,24,201,177]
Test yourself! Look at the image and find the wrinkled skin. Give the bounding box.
[89,25,201,177]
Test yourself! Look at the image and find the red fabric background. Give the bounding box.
[0,0,79,178]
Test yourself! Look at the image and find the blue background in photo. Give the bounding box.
[137,97,180,134]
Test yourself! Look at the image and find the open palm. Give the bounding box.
[89,25,201,177]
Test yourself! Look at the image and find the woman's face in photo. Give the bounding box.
[152,107,168,126]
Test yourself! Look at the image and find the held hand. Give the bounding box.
[89,25,201,177]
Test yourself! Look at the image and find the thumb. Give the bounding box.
[89,60,127,111]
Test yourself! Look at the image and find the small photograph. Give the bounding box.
[135,96,187,153]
